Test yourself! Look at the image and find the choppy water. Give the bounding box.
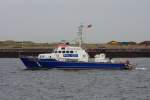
[0,58,150,100]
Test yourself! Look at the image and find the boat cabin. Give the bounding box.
[38,44,89,62]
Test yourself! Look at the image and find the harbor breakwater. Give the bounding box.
[0,48,150,58]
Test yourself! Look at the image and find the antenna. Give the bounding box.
[78,24,84,47]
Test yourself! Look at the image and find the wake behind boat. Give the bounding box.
[20,25,134,70]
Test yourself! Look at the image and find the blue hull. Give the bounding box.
[20,56,129,70]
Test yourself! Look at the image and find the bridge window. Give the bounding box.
[40,55,45,58]
[70,51,73,53]
[61,47,65,50]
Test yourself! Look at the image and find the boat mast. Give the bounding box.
[78,24,84,47]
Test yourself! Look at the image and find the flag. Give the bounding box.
[87,24,92,28]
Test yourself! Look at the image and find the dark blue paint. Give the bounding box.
[63,54,78,57]
[20,57,40,69]
[20,56,127,70]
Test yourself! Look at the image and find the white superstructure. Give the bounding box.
[38,44,89,62]
[38,42,113,63]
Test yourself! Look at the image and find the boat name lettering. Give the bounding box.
[63,54,78,57]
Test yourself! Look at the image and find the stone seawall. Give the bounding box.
[0,48,150,58]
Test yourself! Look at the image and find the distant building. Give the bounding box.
[120,41,136,45]
[107,41,120,45]
[139,41,150,45]
[119,42,129,45]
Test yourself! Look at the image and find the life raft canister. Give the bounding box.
[99,53,106,59]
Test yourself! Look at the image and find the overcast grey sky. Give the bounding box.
[0,0,150,43]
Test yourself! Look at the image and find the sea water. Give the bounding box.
[0,58,150,100]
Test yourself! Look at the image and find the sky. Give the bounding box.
[0,0,150,43]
